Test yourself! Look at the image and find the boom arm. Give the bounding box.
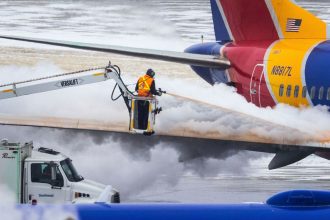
[0,63,159,135]
[0,65,134,100]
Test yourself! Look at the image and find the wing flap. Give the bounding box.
[1,114,329,170]
[0,35,230,68]
[0,114,305,145]
[0,114,328,149]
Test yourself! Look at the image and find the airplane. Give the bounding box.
[0,0,330,170]
[11,190,330,220]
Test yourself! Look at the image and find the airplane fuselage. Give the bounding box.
[186,39,330,108]
[13,190,330,220]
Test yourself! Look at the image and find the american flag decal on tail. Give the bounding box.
[286,18,302,32]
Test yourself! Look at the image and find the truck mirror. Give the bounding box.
[45,161,63,188]
[49,161,57,183]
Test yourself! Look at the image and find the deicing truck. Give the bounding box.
[0,139,120,204]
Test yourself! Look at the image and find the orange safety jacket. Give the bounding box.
[137,74,154,97]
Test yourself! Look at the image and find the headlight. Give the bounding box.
[74,192,90,198]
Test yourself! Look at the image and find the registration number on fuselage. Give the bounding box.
[271,65,292,76]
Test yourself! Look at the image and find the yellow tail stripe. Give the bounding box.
[270,0,327,39]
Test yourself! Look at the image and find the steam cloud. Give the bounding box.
[0,125,260,200]
[1,62,330,201]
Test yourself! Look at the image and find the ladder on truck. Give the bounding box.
[0,62,162,135]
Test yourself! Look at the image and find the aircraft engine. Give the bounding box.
[185,42,230,85]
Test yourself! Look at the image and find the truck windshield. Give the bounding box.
[60,158,84,182]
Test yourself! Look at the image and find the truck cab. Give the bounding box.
[0,140,119,204]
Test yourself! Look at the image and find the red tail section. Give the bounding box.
[212,0,279,42]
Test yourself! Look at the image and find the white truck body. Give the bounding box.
[0,140,119,204]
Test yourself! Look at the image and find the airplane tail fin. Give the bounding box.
[210,0,328,42]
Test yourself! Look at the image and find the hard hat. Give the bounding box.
[146,69,155,77]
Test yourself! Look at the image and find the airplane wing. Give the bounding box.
[0,114,329,170]
[0,35,329,169]
[0,35,230,69]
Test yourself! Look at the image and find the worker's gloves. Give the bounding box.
[157,88,166,96]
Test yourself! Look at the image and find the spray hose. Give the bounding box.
[110,65,124,101]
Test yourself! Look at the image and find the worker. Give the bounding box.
[135,69,161,97]
[135,69,162,130]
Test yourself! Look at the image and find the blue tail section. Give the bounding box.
[210,0,231,41]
